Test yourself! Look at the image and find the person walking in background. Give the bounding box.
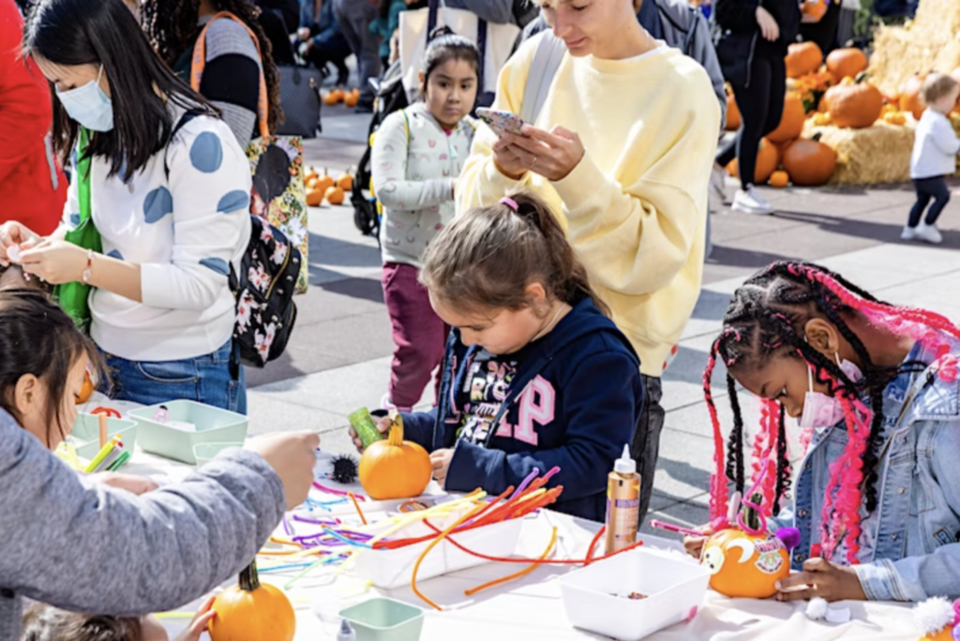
[902,73,960,245]
[333,0,381,113]
[712,0,799,215]
[0,0,67,237]
[142,0,284,149]
[298,0,352,86]
[372,33,478,411]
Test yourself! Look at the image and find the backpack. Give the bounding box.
[520,33,566,125]
[166,109,300,369]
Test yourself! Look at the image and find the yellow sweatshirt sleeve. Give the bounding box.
[553,94,719,296]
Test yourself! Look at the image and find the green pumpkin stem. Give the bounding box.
[854,71,869,84]
[812,132,823,143]
[239,560,261,592]
[742,492,763,531]
[387,410,404,446]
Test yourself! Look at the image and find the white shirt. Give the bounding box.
[911,109,960,180]
[63,108,251,361]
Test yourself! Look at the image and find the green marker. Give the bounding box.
[348,407,386,449]
[106,450,131,472]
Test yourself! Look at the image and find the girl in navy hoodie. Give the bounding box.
[350,191,644,522]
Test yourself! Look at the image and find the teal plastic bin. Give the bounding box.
[193,442,244,466]
[129,400,248,464]
[339,598,424,641]
[72,413,138,461]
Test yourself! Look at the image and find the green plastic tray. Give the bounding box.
[72,413,138,461]
[340,598,424,641]
[129,400,248,464]
[193,442,244,466]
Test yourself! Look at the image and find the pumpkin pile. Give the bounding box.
[305,167,354,207]
[324,87,361,108]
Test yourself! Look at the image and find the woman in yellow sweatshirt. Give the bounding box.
[456,0,720,524]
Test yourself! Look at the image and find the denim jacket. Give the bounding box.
[771,339,960,601]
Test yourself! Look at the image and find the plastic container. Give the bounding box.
[339,598,424,641]
[192,442,244,466]
[353,516,523,589]
[72,413,139,461]
[560,547,709,641]
[129,400,248,464]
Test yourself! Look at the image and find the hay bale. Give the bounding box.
[866,0,960,98]
[800,113,960,185]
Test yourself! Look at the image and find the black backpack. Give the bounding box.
[167,109,300,369]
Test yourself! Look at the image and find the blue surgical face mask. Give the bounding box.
[56,65,114,132]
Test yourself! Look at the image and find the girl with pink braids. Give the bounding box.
[687,261,960,603]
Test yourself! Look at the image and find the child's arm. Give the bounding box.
[851,420,960,601]
[400,408,439,451]
[371,111,455,211]
[0,412,285,616]
[444,350,641,499]
[931,117,960,156]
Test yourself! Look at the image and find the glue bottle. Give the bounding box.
[604,444,640,554]
[337,619,356,641]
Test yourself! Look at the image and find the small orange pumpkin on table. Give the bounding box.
[209,561,295,641]
[785,42,823,80]
[359,411,432,500]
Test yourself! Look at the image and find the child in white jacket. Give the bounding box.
[371,32,478,411]
[904,72,960,245]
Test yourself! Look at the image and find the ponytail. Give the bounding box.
[421,189,609,316]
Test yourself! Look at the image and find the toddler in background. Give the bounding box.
[903,72,960,245]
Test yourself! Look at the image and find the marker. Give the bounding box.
[98,412,108,449]
[106,450,131,472]
[649,520,705,538]
[83,435,122,474]
[95,443,125,473]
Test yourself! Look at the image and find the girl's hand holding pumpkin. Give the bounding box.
[171,595,217,641]
[349,415,392,453]
[683,524,714,559]
[430,448,454,486]
[19,238,88,284]
[775,557,867,603]
[245,431,321,510]
[0,221,41,266]
[502,125,586,182]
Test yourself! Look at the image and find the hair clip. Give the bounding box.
[499,197,519,212]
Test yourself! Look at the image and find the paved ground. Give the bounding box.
[247,100,960,535]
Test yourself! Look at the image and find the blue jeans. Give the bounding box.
[101,341,247,414]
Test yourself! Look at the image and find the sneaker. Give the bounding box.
[915,222,943,244]
[901,225,917,240]
[732,186,774,215]
[710,164,728,205]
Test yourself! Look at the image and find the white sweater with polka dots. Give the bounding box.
[62,110,251,362]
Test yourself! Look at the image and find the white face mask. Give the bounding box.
[798,354,861,430]
[56,65,114,132]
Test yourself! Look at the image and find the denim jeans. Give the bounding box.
[101,340,246,414]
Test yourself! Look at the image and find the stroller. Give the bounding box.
[350,59,410,242]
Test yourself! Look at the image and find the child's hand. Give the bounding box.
[172,595,217,641]
[246,431,321,510]
[430,449,454,487]
[683,524,714,559]
[91,472,159,495]
[775,558,867,602]
[348,416,391,453]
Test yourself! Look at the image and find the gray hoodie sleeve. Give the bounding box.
[0,412,285,615]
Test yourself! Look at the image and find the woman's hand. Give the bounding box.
[775,557,867,602]
[683,524,715,559]
[492,135,530,181]
[91,472,160,495]
[430,448,454,487]
[500,125,585,182]
[348,415,392,454]
[756,6,780,41]
[19,239,87,284]
[171,595,217,641]
[0,222,42,266]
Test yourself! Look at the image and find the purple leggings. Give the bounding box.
[382,262,448,411]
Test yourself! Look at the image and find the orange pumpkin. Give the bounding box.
[768,170,790,188]
[305,168,319,183]
[726,138,779,184]
[315,169,335,195]
[209,562,295,641]
[782,133,836,186]
[344,89,360,108]
[701,527,790,598]
[325,186,345,205]
[785,42,823,79]
[800,0,827,22]
[767,92,806,143]
[359,412,432,500]
[921,628,955,641]
[75,370,95,404]
[884,111,907,125]
[811,112,832,126]
[826,73,883,128]
[900,73,927,120]
[337,171,354,191]
[725,88,741,131]
[323,88,344,106]
[306,189,324,207]
[826,48,868,83]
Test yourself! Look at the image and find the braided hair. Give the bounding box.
[141,0,283,133]
[704,261,960,564]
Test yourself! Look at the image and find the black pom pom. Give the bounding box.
[332,454,358,485]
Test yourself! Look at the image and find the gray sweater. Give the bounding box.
[0,409,285,639]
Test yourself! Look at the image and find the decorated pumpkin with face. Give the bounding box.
[701,528,790,599]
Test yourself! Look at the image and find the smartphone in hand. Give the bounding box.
[476,108,526,137]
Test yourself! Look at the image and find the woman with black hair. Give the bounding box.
[141,0,283,148]
[0,0,251,413]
